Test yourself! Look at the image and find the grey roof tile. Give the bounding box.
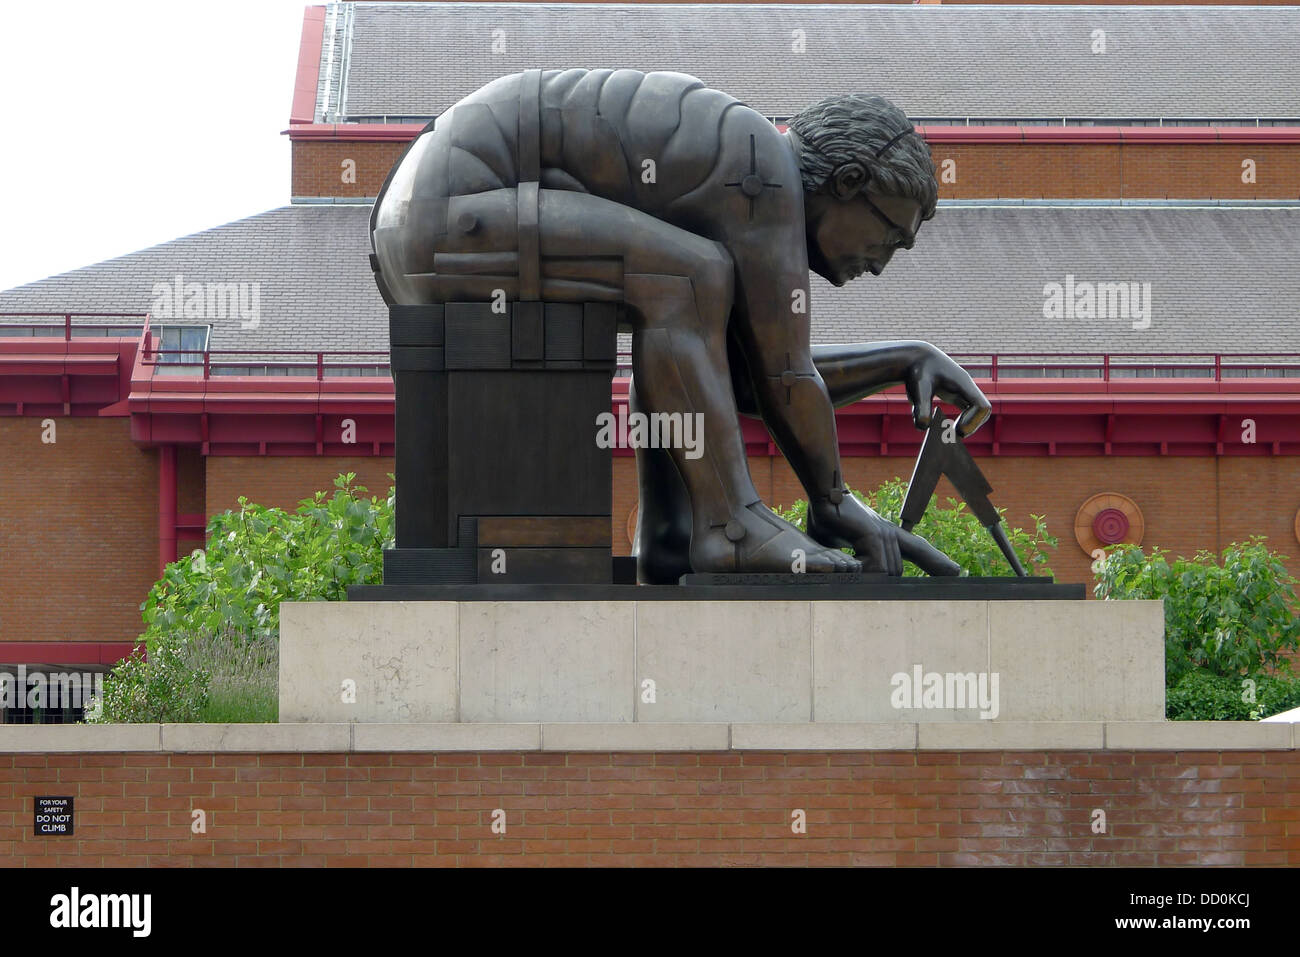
[2,204,1298,358]
[327,2,1300,121]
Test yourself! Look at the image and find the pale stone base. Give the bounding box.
[278,599,1166,724]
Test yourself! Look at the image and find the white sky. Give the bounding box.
[0,0,308,291]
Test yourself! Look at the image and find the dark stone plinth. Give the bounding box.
[348,577,1086,602]
[389,302,619,586]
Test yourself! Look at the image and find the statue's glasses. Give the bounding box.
[862,192,918,251]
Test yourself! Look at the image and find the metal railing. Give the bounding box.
[954,353,1300,382]
[6,316,1299,384]
[0,312,147,339]
[337,114,1300,130]
[615,351,1300,382]
[136,313,389,379]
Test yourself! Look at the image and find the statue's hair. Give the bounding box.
[786,94,938,221]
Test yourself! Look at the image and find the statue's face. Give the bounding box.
[807,185,925,287]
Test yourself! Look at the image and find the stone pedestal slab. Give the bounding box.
[279,598,1165,724]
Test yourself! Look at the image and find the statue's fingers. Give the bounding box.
[897,528,962,576]
[906,375,935,431]
[935,383,991,438]
[855,533,890,574]
[956,398,991,437]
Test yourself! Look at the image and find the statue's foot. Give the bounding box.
[690,503,862,574]
[635,527,692,585]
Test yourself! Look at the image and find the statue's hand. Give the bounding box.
[808,493,961,577]
[903,344,991,437]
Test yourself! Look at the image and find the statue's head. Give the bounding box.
[787,94,937,286]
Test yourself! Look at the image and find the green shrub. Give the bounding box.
[1165,670,1300,721]
[775,477,1057,577]
[88,474,392,723]
[1094,538,1300,685]
[140,473,393,648]
[84,641,209,724]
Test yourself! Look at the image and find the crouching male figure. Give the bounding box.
[370,69,991,581]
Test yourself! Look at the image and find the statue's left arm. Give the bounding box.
[812,341,992,437]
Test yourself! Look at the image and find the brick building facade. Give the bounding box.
[2,1,1299,658]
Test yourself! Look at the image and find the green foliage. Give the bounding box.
[1165,670,1300,721]
[188,628,279,723]
[84,641,209,724]
[774,477,1057,577]
[89,474,393,723]
[139,473,393,649]
[1094,538,1300,685]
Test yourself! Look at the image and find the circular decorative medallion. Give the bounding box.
[1092,507,1130,544]
[1075,493,1143,557]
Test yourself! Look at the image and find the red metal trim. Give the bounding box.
[159,445,177,575]
[289,6,327,126]
[0,643,140,666]
[916,125,1025,144]
[1119,127,1300,145]
[285,123,428,142]
[284,122,1300,147]
[0,315,143,416]
[918,126,1300,146]
[1016,126,1127,145]
[292,123,1300,147]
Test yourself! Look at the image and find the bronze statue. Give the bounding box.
[371,69,991,583]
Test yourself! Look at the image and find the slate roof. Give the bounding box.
[322,2,1300,122]
[3,203,1298,358]
[0,206,385,358]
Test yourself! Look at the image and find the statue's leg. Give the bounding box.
[628,377,692,584]
[535,190,859,575]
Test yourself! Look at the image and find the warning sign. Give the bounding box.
[34,796,74,836]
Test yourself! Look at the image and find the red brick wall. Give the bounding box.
[294,139,1300,201]
[177,447,205,516]
[933,144,1300,201]
[935,143,1300,198]
[205,456,394,517]
[0,418,157,647]
[3,750,1296,866]
[291,142,408,198]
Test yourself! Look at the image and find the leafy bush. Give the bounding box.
[1165,670,1300,721]
[84,641,209,724]
[1094,538,1300,686]
[140,473,392,648]
[89,474,392,723]
[775,477,1057,577]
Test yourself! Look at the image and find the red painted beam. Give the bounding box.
[0,643,140,666]
[286,122,1300,147]
[159,445,177,575]
[285,123,428,142]
[289,5,327,126]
